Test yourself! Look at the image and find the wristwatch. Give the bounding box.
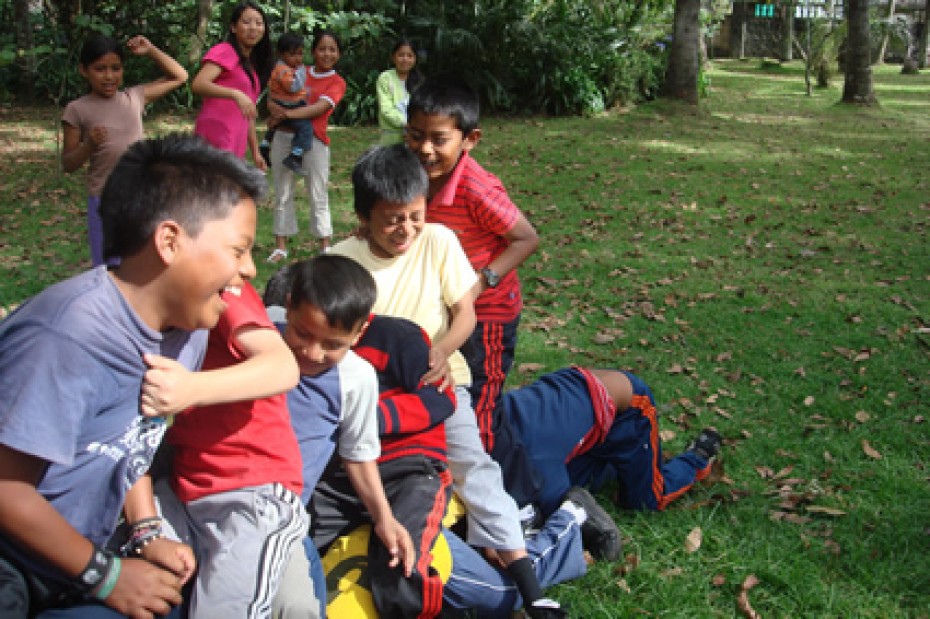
[480,266,501,288]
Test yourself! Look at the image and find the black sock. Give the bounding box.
[506,556,544,606]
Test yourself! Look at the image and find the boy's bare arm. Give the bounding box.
[343,459,415,576]
[122,476,196,585]
[480,213,538,292]
[422,291,477,387]
[140,325,299,417]
[0,445,185,616]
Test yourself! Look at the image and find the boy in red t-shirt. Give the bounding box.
[141,281,320,617]
[405,73,540,502]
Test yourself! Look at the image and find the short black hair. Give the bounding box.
[263,263,296,308]
[351,144,427,220]
[277,32,304,55]
[407,72,480,135]
[80,34,123,66]
[99,134,266,261]
[288,255,376,332]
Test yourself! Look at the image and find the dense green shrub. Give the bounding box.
[0,0,676,118]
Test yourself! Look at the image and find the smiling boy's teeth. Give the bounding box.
[224,286,242,297]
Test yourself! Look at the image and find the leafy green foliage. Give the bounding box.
[0,0,676,118]
[1,60,929,617]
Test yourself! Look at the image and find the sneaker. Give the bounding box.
[687,429,722,462]
[564,486,622,562]
[526,599,568,619]
[282,153,303,173]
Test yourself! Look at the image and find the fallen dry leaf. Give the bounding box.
[773,465,795,480]
[737,574,761,619]
[803,395,815,407]
[615,578,631,593]
[806,505,847,517]
[684,527,702,553]
[755,466,774,479]
[660,566,684,577]
[855,411,870,423]
[517,362,545,374]
[712,574,727,586]
[824,539,842,555]
[862,440,882,459]
[614,553,640,576]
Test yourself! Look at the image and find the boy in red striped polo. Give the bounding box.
[405,74,539,503]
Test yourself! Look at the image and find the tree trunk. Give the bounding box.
[13,0,35,101]
[876,0,896,63]
[663,0,701,104]
[189,0,214,65]
[782,5,794,61]
[730,1,746,59]
[842,0,877,104]
[919,0,930,69]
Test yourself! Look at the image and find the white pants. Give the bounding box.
[270,131,332,240]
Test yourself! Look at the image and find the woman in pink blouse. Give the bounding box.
[192,1,273,170]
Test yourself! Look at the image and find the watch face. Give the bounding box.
[483,267,500,287]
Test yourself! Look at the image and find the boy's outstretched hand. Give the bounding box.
[374,516,415,577]
[141,353,197,417]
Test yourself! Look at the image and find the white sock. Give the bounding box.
[560,499,587,525]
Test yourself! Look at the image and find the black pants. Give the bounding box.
[310,455,451,619]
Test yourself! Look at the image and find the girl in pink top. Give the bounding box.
[192,1,273,169]
[61,34,187,266]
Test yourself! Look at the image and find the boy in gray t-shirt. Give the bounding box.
[0,135,264,617]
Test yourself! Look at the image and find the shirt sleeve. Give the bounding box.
[336,351,381,462]
[433,224,479,308]
[376,71,406,130]
[355,318,455,438]
[317,74,346,109]
[202,42,239,71]
[210,283,272,358]
[468,178,521,237]
[61,99,82,129]
[0,329,109,466]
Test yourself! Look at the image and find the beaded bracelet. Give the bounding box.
[119,518,165,557]
[92,556,122,601]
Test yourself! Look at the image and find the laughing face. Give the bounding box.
[404,112,479,193]
[166,197,257,331]
[362,196,426,259]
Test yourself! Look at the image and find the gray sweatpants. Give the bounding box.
[446,386,525,550]
[155,479,317,619]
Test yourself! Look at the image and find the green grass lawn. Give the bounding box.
[1,60,928,617]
